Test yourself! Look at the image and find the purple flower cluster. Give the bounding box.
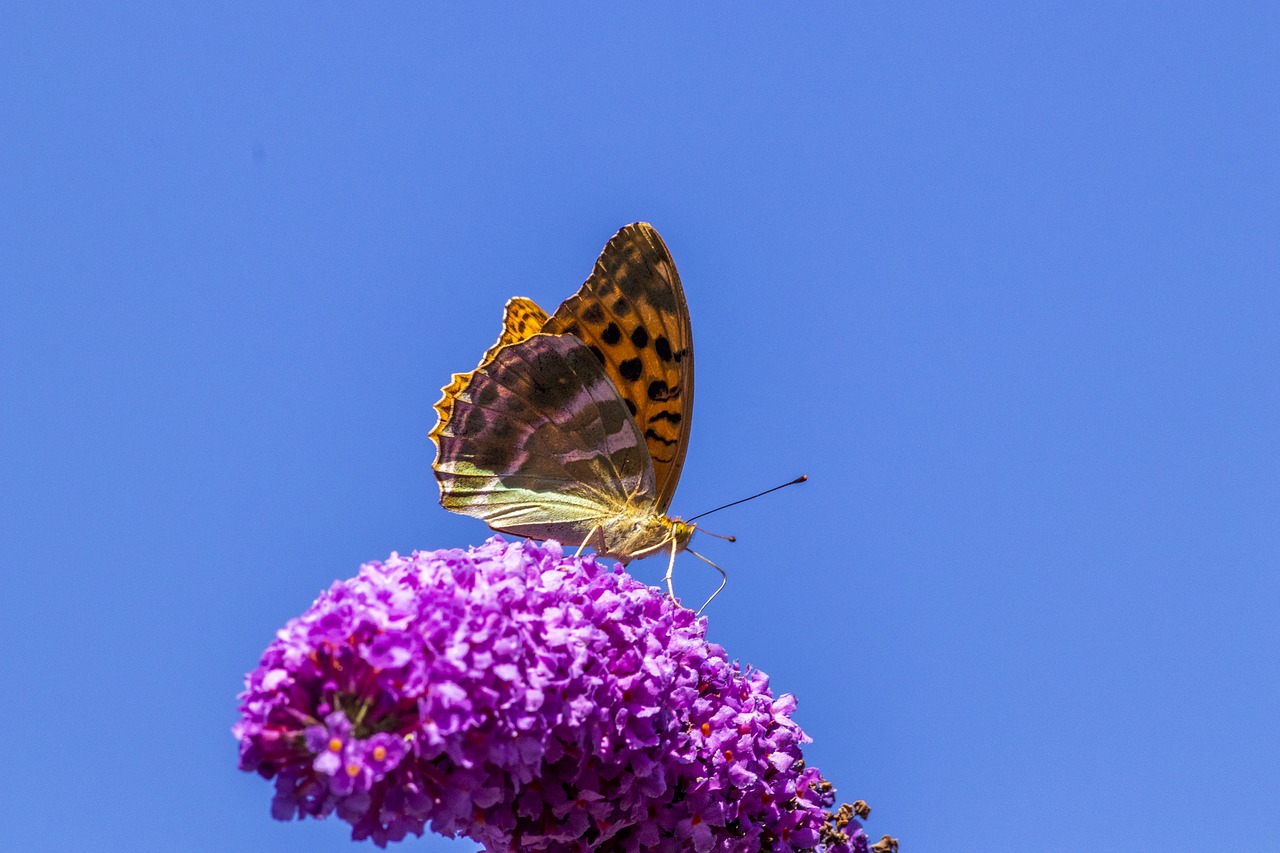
[235,537,867,852]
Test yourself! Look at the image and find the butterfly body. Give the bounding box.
[592,511,696,564]
[431,224,714,603]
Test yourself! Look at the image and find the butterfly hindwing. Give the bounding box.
[541,223,694,512]
[433,333,657,546]
[432,297,551,441]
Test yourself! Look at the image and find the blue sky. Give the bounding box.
[3,4,1277,851]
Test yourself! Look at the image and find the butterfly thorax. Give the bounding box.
[597,512,695,563]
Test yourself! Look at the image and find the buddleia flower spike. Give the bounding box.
[234,538,877,851]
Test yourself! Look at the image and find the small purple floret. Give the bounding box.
[234,537,866,851]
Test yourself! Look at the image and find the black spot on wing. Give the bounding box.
[624,398,638,416]
[525,347,581,410]
[648,410,681,424]
[616,266,645,298]
[456,404,487,436]
[612,298,632,317]
[597,396,627,434]
[654,336,673,362]
[475,435,518,471]
[588,344,606,366]
[601,322,622,345]
[618,358,643,382]
[644,428,677,447]
[473,379,500,406]
[647,380,678,402]
[581,302,605,324]
[630,326,649,348]
[647,276,678,311]
[564,340,606,378]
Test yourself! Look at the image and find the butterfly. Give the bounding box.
[430,223,727,609]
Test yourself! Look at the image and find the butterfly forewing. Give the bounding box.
[433,333,657,546]
[541,223,694,512]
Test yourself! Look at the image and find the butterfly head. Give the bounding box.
[670,518,697,550]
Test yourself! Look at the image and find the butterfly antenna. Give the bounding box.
[697,529,736,543]
[687,474,808,523]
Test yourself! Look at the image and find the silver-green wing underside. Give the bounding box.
[432,333,658,545]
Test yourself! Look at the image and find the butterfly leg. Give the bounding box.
[575,524,605,558]
[663,536,680,604]
[687,548,727,616]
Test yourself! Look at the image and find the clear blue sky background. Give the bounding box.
[3,5,1277,852]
